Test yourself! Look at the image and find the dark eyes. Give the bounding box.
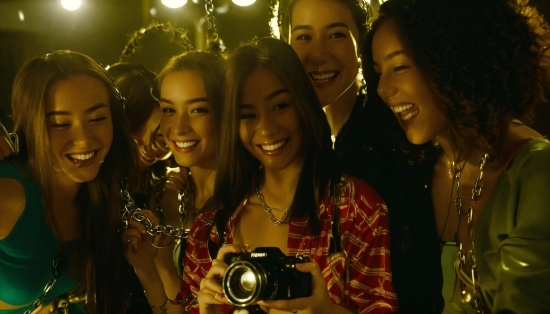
[274,103,290,110]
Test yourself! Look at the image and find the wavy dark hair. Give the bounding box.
[204,37,339,241]
[10,50,137,313]
[362,0,550,158]
[107,62,169,188]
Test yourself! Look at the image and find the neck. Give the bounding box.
[258,159,304,208]
[322,79,361,137]
[188,165,216,209]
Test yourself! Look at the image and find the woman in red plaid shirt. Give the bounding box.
[181,38,398,314]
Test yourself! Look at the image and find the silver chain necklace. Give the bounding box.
[452,153,489,313]
[255,188,290,225]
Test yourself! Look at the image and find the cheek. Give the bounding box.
[104,124,114,150]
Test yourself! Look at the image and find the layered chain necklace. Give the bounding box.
[451,153,489,313]
[255,187,290,225]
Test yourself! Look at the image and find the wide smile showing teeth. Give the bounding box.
[175,141,198,148]
[391,104,413,113]
[391,104,419,121]
[310,72,336,83]
[261,140,288,151]
[401,110,418,121]
[68,151,95,162]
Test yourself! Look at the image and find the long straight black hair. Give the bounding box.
[204,37,340,242]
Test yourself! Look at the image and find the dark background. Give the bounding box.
[0,0,548,136]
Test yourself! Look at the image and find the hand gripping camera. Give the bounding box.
[222,247,312,307]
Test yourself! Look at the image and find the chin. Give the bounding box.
[405,133,431,145]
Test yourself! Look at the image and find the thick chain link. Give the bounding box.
[453,153,489,313]
[205,0,218,43]
[24,254,65,314]
[121,185,188,240]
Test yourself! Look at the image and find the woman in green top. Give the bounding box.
[364,0,550,312]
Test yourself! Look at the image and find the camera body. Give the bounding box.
[222,247,312,307]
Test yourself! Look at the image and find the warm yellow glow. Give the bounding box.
[232,0,256,7]
[161,0,187,8]
[61,0,81,11]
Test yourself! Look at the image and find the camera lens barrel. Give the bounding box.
[222,260,275,307]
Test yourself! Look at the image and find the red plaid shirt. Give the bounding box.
[179,175,399,313]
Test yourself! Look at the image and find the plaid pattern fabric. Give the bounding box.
[180,175,399,313]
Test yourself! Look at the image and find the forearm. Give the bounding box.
[155,245,183,299]
[135,266,185,314]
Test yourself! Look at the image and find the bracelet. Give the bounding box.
[149,298,168,314]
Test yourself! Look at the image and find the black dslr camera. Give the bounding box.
[222,247,312,307]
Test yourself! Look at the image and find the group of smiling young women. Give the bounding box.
[1,0,549,313]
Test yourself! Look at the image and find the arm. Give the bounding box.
[123,211,185,314]
[0,177,25,240]
[342,178,399,313]
[492,143,550,313]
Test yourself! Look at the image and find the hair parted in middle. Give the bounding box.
[205,37,340,241]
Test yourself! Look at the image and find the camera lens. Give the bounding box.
[239,270,256,292]
[223,260,274,307]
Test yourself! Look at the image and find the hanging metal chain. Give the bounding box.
[268,0,279,38]
[24,254,65,314]
[121,182,188,241]
[205,0,218,44]
[453,153,489,313]
[119,20,193,63]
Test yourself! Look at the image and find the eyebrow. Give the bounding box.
[46,103,109,117]
[158,97,208,105]
[292,22,349,33]
[240,88,290,109]
[372,50,406,67]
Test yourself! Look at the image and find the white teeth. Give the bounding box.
[392,104,413,113]
[402,110,419,121]
[311,72,336,82]
[261,140,287,151]
[175,141,198,148]
[69,152,95,161]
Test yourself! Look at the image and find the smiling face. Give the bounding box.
[132,106,172,172]
[372,19,447,145]
[239,67,304,172]
[159,70,217,169]
[46,74,113,185]
[290,0,361,107]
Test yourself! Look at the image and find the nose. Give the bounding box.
[72,122,94,148]
[258,112,278,137]
[377,73,397,100]
[308,37,329,66]
[172,112,192,135]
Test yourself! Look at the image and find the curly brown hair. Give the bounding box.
[362,0,550,158]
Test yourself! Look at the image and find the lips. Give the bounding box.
[310,71,337,84]
[260,139,288,151]
[390,103,419,123]
[175,141,198,149]
[66,150,98,167]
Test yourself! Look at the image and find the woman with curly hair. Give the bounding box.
[363,0,550,312]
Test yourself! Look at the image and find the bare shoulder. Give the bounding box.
[507,122,543,142]
[0,178,26,240]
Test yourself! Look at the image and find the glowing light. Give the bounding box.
[18,10,25,22]
[161,0,187,8]
[61,0,82,11]
[232,0,256,7]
